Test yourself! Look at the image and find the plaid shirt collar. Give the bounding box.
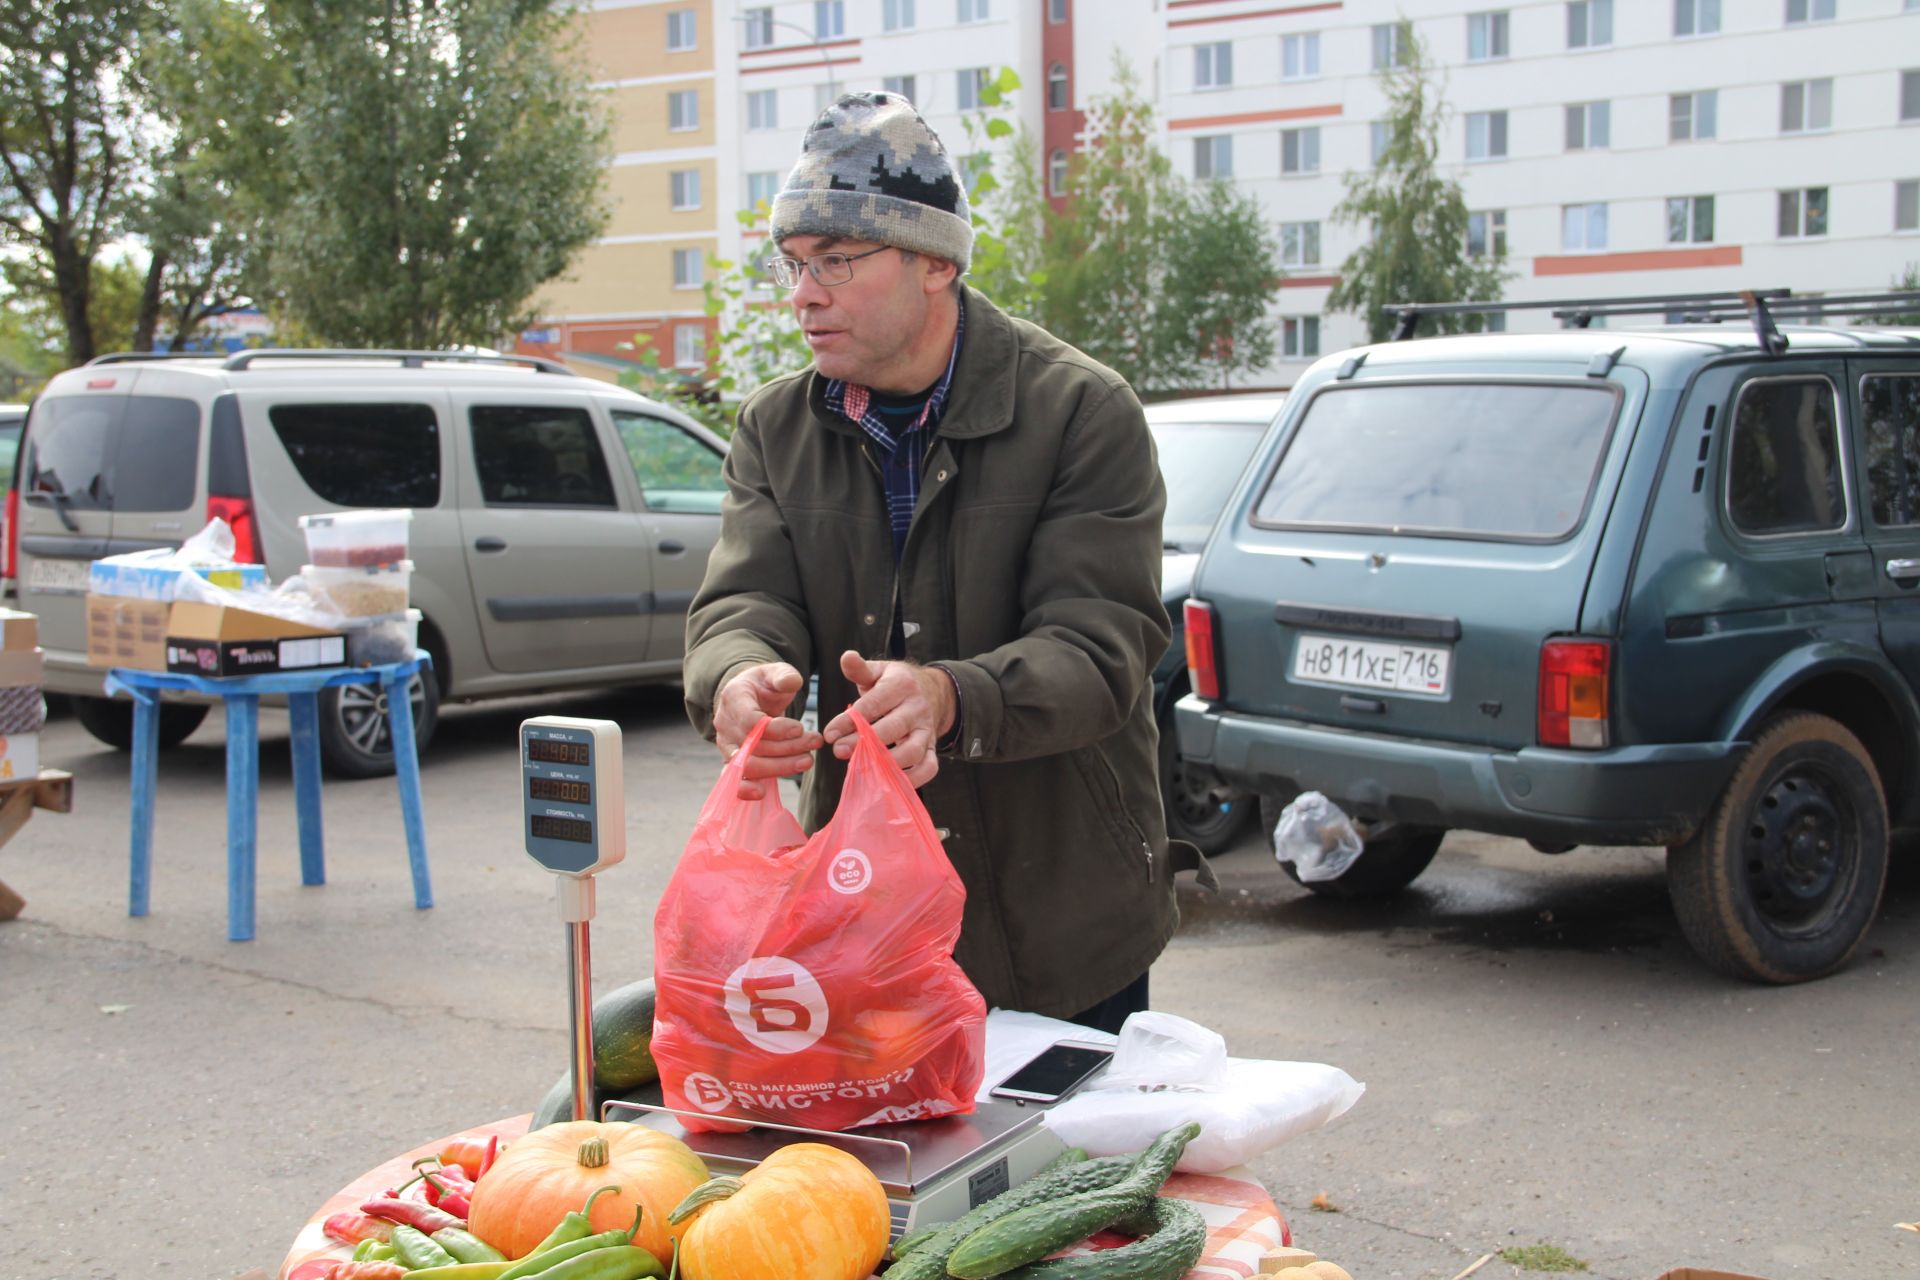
[822,295,965,451]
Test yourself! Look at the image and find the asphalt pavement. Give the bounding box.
[1,685,1914,1280]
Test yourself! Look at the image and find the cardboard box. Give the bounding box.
[164,601,346,678]
[0,648,44,687]
[0,732,39,783]
[87,595,172,671]
[0,608,39,652]
[88,556,267,601]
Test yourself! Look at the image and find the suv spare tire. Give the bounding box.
[317,664,439,778]
[1259,794,1444,898]
[72,696,210,751]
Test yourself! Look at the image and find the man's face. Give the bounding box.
[777,234,949,391]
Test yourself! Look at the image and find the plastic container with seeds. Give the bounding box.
[298,509,413,568]
[344,609,423,667]
[303,561,413,618]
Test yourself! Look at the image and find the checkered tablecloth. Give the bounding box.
[278,1115,1289,1280]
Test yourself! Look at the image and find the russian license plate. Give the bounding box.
[27,557,90,595]
[1292,632,1451,696]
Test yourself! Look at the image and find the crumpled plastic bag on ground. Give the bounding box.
[1272,791,1364,882]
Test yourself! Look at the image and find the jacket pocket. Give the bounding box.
[1071,746,1155,883]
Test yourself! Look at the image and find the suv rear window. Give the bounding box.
[268,403,441,507]
[1253,381,1618,541]
[27,394,201,512]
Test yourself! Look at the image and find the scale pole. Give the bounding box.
[559,877,597,1122]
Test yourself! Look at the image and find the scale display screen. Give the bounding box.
[530,813,594,844]
[529,776,592,804]
[528,738,592,765]
[521,716,624,876]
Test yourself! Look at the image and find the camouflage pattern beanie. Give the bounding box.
[770,91,973,273]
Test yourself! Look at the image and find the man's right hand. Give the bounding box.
[714,662,822,800]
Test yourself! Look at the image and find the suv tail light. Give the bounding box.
[1538,638,1610,748]
[207,495,262,564]
[1184,599,1222,700]
[206,393,260,563]
[2,486,16,581]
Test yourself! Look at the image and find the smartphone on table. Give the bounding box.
[988,1040,1115,1104]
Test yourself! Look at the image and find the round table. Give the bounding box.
[278,1114,1290,1280]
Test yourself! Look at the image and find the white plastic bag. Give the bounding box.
[1273,791,1363,882]
[1097,1010,1227,1092]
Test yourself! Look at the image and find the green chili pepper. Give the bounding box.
[432,1227,508,1264]
[523,1245,663,1280]
[497,1206,642,1280]
[391,1222,461,1270]
[353,1238,399,1263]
[526,1185,624,1258]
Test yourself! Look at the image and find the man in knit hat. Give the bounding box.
[683,92,1209,1032]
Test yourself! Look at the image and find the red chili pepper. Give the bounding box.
[438,1134,500,1181]
[477,1134,500,1179]
[321,1263,407,1280]
[420,1171,471,1219]
[359,1196,463,1234]
[322,1212,396,1246]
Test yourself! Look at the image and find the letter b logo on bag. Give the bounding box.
[724,956,828,1054]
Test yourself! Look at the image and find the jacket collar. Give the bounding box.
[805,285,1017,441]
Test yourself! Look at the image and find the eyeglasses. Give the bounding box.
[764,245,893,289]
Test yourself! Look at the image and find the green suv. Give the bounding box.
[1176,291,1920,983]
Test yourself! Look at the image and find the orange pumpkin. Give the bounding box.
[669,1142,890,1280]
[466,1121,709,1261]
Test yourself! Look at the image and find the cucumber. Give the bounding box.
[1003,1198,1207,1280]
[882,1155,1138,1280]
[944,1123,1201,1280]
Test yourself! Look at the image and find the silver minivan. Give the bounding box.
[10,351,729,775]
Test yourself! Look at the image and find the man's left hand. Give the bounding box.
[821,650,955,787]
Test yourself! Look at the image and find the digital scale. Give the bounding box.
[519,714,1070,1241]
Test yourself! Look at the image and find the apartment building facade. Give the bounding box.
[521,0,1920,388]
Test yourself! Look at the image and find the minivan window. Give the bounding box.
[1253,382,1618,541]
[1727,377,1845,536]
[27,395,200,512]
[471,405,617,507]
[1863,374,1920,527]
[611,410,725,513]
[269,403,441,507]
[1149,420,1266,551]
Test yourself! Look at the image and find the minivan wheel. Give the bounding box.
[1667,712,1887,984]
[1258,794,1444,898]
[317,668,439,778]
[72,696,210,751]
[1158,708,1256,855]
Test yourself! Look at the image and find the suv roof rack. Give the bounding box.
[86,351,232,366]
[219,349,575,375]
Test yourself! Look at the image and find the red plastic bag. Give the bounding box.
[652,711,987,1132]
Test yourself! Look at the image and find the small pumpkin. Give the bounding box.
[466,1121,708,1261]
[668,1142,890,1280]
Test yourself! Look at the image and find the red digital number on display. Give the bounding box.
[527,738,590,765]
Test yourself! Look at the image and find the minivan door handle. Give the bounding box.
[474,536,507,553]
[657,539,686,555]
[1886,558,1920,582]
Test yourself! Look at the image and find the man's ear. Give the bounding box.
[921,255,959,295]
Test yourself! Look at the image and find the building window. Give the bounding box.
[1671,90,1718,141]
[1049,0,1068,21]
[672,248,704,289]
[1371,22,1409,69]
[1283,33,1320,80]
[669,89,699,132]
[1370,121,1390,165]
[747,89,778,131]
[956,67,988,111]
[1562,202,1609,251]
[958,0,989,23]
[1667,194,1715,243]
[815,0,844,39]
[1195,41,1232,90]
[674,325,705,369]
[1281,127,1320,174]
[1048,63,1068,111]
[883,0,915,31]
[1283,317,1321,358]
[1049,149,1068,196]
[742,6,773,48]
[1467,11,1509,60]
[1902,70,1920,122]
[884,74,917,102]
[1785,0,1836,22]
[666,9,696,50]
[1467,209,1507,257]
[1782,79,1834,133]
[1674,0,1720,34]
[1565,101,1611,150]
[1568,0,1612,48]
[1896,179,1919,230]
[670,169,701,211]
[1779,187,1829,237]
[746,171,779,211]
[1194,134,1232,180]
[1280,221,1321,267]
[1466,109,1508,159]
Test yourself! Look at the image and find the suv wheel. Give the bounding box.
[1258,794,1444,898]
[72,696,210,751]
[317,665,440,778]
[1159,706,1256,855]
[1667,712,1887,984]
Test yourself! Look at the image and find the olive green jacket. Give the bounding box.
[684,286,1190,1017]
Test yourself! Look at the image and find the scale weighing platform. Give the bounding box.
[606,1097,1068,1242]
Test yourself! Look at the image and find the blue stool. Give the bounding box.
[105,655,433,941]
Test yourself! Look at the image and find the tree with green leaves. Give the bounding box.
[260,0,610,349]
[1326,19,1507,343]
